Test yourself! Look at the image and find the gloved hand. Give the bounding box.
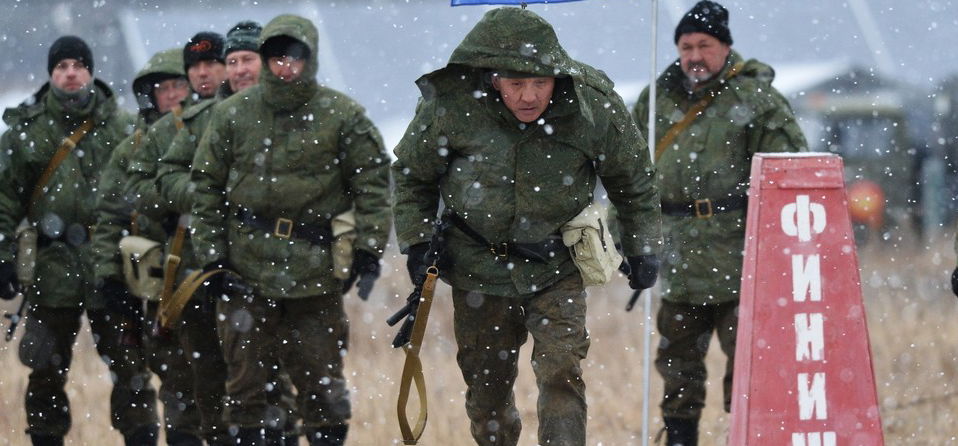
[951,266,958,298]
[201,259,250,305]
[100,278,142,320]
[342,250,381,300]
[405,243,430,284]
[626,255,659,290]
[0,262,18,301]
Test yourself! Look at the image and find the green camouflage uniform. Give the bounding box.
[0,79,158,438]
[90,48,204,442]
[124,74,230,444]
[189,14,391,437]
[632,50,807,420]
[157,81,302,440]
[393,8,660,446]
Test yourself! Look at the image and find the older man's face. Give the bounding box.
[677,32,731,85]
[492,75,555,123]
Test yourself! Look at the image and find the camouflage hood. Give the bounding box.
[422,7,616,121]
[259,14,319,110]
[132,48,185,123]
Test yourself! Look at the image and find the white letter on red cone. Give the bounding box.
[792,255,822,302]
[798,372,828,420]
[795,313,824,361]
[781,195,827,242]
[792,432,837,446]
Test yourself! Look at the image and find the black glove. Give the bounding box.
[951,267,958,298]
[201,259,250,307]
[626,255,659,290]
[100,278,142,320]
[405,243,430,284]
[0,262,18,301]
[342,250,381,300]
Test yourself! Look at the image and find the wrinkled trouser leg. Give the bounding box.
[525,275,589,446]
[656,300,739,420]
[266,367,299,437]
[219,294,350,430]
[453,289,526,446]
[177,298,229,442]
[87,308,159,436]
[453,274,589,446]
[144,302,203,438]
[19,305,81,437]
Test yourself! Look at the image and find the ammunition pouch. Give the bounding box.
[560,203,623,287]
[119,235,165,301]
[15,222,37,286]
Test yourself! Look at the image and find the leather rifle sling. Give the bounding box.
[129,129,145,236]
[157,221,188,325]
[159,267,231,328]
[397,266,439,445]
[654,62,745,161]
[28,119,94,216]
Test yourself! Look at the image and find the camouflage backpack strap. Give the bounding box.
[129,128,146,236]
[28,118,95,215]
[654,61,746,161]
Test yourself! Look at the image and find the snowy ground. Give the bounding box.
[0,238,956,445]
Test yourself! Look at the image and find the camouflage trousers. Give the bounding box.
[655,300,738,420]
[452,273,590,446]
[18,304,158,437]
[217,293,349,430]
[143,301,203,440]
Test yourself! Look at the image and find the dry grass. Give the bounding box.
[2,240,958,445]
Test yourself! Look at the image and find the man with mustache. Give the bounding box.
[631,2,807,444]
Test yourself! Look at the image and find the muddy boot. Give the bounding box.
[165,430,204,446]
[664,417,698,446]
[305,424,348,446]
[29,435,63,446]
[124,424,159,446]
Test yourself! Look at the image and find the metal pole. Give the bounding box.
[642,1,658,445]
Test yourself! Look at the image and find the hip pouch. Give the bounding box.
[119,235,165,301]
[15,222,37,286]
[561,203,622,287]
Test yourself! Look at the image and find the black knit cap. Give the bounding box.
[225,21,262,56]
[674,1,733,45]
[183,31,225,71]
[48,36,93,75]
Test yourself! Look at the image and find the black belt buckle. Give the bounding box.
[274,218,293,239]
[490,242,509,260]
[694,198,713,219]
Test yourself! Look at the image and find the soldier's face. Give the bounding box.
[226,50,261,92]
[268,56,306,82]
[492,75,555,123]
[187,59,226,98]
[153,78,190,113]
[50,59,91,92]
[677,32,731,85]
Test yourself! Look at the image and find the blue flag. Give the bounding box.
[451,0,583,6]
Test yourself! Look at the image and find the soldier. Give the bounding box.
[393,8,661,446]
[189,14,391,446]
[155,21,302,446]
[124,32,231,446]
[0,36,158,446]
[632,2,807,444]
[90,48,205,445]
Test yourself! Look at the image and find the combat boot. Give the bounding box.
[305,424,348,446]
[29,435,63,446]
[663,417,698,446]
[165,430,204,446]
[124,424,159,446]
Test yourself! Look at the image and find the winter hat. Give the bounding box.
[674,1,733,46]
[48,36,93,75]
[183,31,225,71]
[225,21,262,56]
[260,36,311,61]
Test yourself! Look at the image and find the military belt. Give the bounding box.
[446,211,562,263]
[237,209,333,246]
[660,195,748,219]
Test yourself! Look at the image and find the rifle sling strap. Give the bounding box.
[28,119,94,216]
[397,267,438,445]
[654,61,745,161]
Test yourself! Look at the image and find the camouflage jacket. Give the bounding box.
[0,80,133,307]
[190,14,392,299]
[393,8,661,298]
[633,50,807,305]
[92,48,184,283]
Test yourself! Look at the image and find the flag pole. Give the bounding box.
[642,1,658,446]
